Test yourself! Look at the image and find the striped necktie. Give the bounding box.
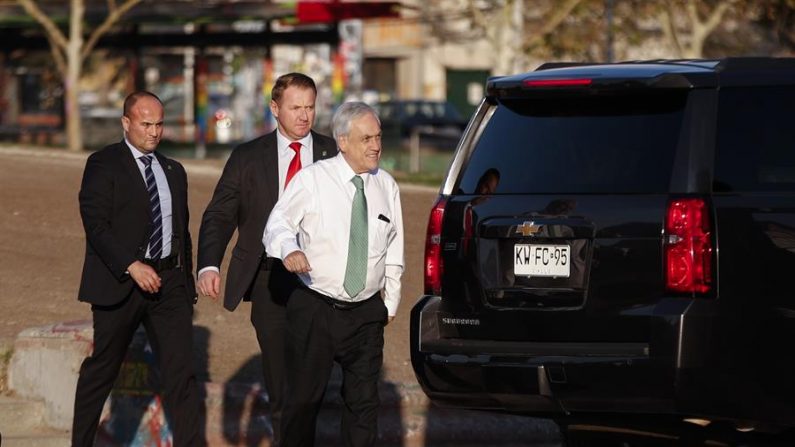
[139,155,163,260]
[343,175,368,297]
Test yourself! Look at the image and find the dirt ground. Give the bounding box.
[0,146,437,386]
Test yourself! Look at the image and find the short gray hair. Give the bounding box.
[331,102,380,141]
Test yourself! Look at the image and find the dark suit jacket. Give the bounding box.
[78,142,195,306]
[197,130,337,311]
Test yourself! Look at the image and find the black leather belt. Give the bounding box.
[142,254,179,272]
[304,287,376,310]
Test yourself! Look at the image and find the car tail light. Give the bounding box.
[523,78,593,87]
[424,197,448,295]
[664,198,713,294]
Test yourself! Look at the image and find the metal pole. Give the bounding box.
[195,53,208,160]
[409,127,421,173]
[184,47,196,154]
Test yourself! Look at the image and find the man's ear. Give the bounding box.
[270,99,279,119]
[337,135,348,153]
[121,116,130,133]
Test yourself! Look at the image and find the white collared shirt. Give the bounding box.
[276,129,314,197]
[126,141,172,259]
[263,153,404,316]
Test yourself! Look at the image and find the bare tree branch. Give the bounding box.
[525,0,584,49]
[700,0,735,37]
[686,0,736,58]
[467,0,496,35]
[685,1,700,28]
[81,0,142,61]
[16,0,68,51]
[660,0,684,57]
[45,32,67,76]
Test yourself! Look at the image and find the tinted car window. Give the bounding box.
[714,86,795,192]
[403,101,463,121]
[457,92,687,194]
[376,100,465,124]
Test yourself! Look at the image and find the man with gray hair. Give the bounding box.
[263,101,404,446]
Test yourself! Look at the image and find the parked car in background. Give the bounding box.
[410,57,795,437]
[374,99,467,150]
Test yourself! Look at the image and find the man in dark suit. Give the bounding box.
[72,91,201,446]
[196,72,336,445]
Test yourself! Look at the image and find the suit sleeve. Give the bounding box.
[197,148,243,271]
[78,153,137,280]
[179,164,197,296]
[185,204,195,277]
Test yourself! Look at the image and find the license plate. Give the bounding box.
[514,244,570,278]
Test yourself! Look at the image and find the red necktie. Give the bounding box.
[285,141,302,188]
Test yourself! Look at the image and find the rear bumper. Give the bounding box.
[411,353,672,416]
[410,295,673,416]
[410,295,795,426]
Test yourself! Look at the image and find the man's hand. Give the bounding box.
[128,261,161,294]
[197,270,221,300]
[283,251,311,274]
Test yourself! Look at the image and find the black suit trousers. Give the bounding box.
[71,269,201,447]
[249,262,299,446]
[280,288,387,447]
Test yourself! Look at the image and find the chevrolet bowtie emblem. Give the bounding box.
[515,221,542,236]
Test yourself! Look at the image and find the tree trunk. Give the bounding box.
[65,68,82,152]
[66,0,84,152]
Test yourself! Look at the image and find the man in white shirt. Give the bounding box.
[263,102,404,447]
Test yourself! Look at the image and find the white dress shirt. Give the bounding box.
[263,153,404,316]
[127,141,172,259]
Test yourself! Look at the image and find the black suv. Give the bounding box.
[410,58,795,432]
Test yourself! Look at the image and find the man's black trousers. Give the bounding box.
[71,269,201,447]
[280,287,387,447]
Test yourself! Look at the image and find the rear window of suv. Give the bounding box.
[714,86,795,192]
[457,92,688,194]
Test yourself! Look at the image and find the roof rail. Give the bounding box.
[535,62,594,71]
[536,58,795,74]
[715,57,795,73]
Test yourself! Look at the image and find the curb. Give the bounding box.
[8,321,92,429]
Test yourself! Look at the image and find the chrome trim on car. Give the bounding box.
[441,100,497,195]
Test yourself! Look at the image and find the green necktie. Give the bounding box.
[343,175,368,297]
